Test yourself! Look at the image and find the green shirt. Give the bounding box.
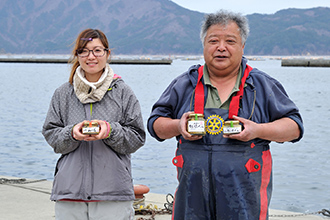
[203,64,243,110]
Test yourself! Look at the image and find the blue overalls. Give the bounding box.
[171,66,272,220]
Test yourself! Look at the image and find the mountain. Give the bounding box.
[0,0,329,55]
[245,7,330,55]
[0,0,204,55]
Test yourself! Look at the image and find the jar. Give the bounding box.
[82,121,100,135]
[223,120,242,134]
[187,113,206,135]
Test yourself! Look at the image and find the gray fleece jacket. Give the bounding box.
[42,77,145,201]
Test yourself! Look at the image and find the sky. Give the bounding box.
[171,0,330,15]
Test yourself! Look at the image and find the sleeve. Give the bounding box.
[265,77,304,143]
[103,83,146,154]
[42,88,81,155]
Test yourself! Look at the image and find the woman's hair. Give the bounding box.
[68,29,110,84]
[200,10,250,47]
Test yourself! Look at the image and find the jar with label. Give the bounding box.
[82,121,100,135]
[223,120,242,134]
[187,113,206,135]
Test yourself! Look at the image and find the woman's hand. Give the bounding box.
[72,120,110,141]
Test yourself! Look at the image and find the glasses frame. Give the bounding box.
[76,47,109,58]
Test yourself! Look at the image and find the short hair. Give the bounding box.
[200,10,250,46]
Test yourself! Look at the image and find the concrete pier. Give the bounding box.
[0,176,326,220]
[0,56,172,65]
[281,58,330,67]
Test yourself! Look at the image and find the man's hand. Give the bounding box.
[223,115,258,142]
[179,112,203,141]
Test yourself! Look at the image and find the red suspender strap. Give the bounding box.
[194,65,205,114]
[259,150,272,220]
[228,64,253,119]
[194,64,253,118]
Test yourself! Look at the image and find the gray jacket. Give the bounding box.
[42,77,145,201]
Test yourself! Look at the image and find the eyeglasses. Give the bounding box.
[76,47,109,58]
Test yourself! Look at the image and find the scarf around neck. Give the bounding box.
[73,64,114,104]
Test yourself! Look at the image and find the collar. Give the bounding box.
[73,64,115,104]
[202,64,242,93]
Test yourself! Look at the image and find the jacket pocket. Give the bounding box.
[172,154,184,168]
[245,158,261,173]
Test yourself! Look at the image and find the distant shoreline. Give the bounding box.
[0,55,329,67]
[0,56,173,65]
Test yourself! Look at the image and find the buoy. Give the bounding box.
[134,184,150,199]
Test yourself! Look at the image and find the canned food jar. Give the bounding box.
[82,121,100,135]
[187,113,206,135]
[223,120,242,134]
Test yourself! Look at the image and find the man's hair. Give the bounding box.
[200,10,250,46]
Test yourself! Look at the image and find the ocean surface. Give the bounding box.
[0,57,329,214]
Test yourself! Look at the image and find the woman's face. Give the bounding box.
[78,38,110,82]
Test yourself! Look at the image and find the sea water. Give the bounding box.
[0,58,329,213]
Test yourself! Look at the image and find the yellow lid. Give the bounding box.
[188,113,204,117]
[224,120,240,125]
[83,121,99,127]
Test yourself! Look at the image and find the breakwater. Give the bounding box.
[281,58,330,67]
[0,56,172,65]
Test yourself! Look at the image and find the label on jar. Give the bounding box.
[82,126,100,134]
[223,120,241,134]
[187,120,205,134]
[82,122,100,135]
[223,126,241,134]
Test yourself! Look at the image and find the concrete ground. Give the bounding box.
[0,176,325,220]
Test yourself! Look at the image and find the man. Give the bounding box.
[147,10,303,220]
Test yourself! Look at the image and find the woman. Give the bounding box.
[42,29,145,220]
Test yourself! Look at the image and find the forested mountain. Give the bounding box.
[0,0,329,55]
[246,7,330,55]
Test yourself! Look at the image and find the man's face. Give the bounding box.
[203,22,245,77]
